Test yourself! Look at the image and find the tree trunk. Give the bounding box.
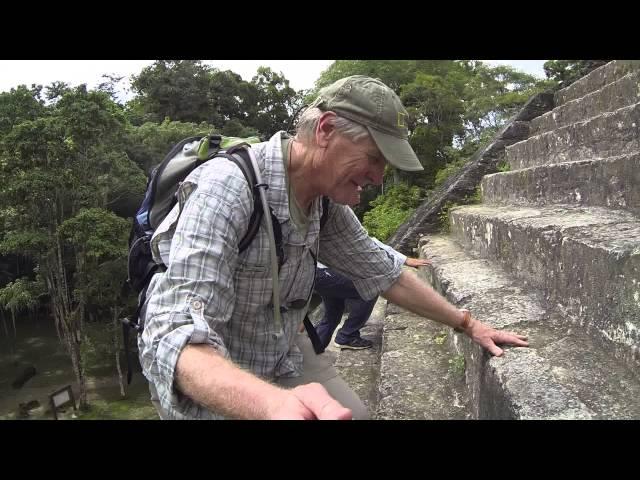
[47,251,90,410]
[1,309,8,337]
[76,251,87,342]
[70,339,88,410]
[1,309,15,357]
[113,310,126,398]
[45,272,63,344]
[11,310,16,338]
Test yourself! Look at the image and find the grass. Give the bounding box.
[74,382,158,420]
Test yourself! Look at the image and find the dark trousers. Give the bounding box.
[313,268,377,348]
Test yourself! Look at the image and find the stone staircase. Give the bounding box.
[334,60,640,419]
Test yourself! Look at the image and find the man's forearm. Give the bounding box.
[174,344,285,419]
[382,270,465,329]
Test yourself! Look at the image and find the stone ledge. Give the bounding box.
[482,153,640,214]
[417,235,640,419]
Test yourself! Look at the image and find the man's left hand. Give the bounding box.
[405,257,431,268]
[465,320,529,356]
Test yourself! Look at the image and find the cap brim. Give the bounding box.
[367,127,423,171]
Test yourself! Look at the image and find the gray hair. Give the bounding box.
[295,107,371,145]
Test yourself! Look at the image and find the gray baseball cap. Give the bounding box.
[308,75,423,171]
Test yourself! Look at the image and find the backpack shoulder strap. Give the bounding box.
[320,195,330,230]
[218,146,284,267]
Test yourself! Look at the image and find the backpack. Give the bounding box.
[122,133,329,383]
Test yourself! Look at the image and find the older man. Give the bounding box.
[138,75,528,420]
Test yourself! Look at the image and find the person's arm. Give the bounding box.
[369,237,430,268]
[382,269,528,356]
[175,344,351,419]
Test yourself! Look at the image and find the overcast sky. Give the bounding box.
[0,60,547,100]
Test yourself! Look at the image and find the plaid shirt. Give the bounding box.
[138,131,405,419]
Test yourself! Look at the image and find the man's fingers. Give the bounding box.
[479,331,529,356]
[487,342,504,357]
[312,396,353,420]
[502,332,528,341]
[493,331,529,346]
[295,383,353,420]
[317,404,353,420]
[504,335,529,347]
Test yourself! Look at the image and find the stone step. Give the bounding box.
[448,204,640,370]
[530,69,640,136]
[481,153,640,215]
[555,60,639,107]
[375,304,471,420]
[417,234,640,419]
[505,101,640,170]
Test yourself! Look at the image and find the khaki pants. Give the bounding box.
[275,333,370,420]
[149,333,370,420]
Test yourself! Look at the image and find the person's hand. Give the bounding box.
[266,383,353,420]
[405,257,431,268]
[464,317,529,356]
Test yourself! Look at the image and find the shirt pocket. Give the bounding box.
[233,260,273,309]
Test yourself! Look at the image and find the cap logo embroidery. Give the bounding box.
[397,112,407,128]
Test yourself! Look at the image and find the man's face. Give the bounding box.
[323,133,386,206]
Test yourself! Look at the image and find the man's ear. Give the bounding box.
[315,111,337,148]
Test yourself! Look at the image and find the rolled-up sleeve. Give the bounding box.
[138,161,253,416]
[372,236,407,265]
[317,203,405,301]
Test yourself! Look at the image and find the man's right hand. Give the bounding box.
[267,383,353,420]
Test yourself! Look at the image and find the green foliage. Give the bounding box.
[0,229,49,256]
[128,61,303,139]
[458,61,544,142]
[467,185,482,204]
[434,155,468,188]
[448,354,465,376]
[543,60,609,89]
[125,118,216,174]
[433,332,447,345]
[250,67,302,138]
[438,201,458,233]
[0,84,45,135]
[59,208,130,260]
[58,209,134,323]
[362,184,422,241]
[0,277,44,315]
[497,160,511,172]
[80,321,115,371]
[314,60,419,94]
[130,60,215,125]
